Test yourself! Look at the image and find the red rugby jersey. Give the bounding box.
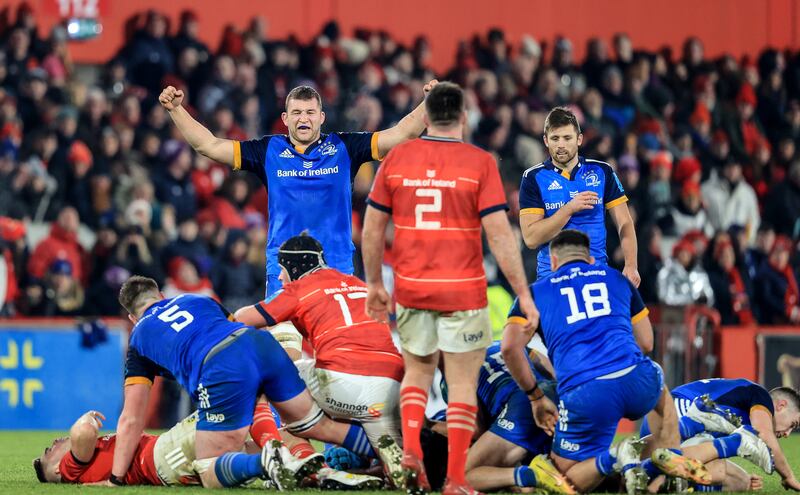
[367,136,507,311]
[59,434,161,485]
[257,269,404,381]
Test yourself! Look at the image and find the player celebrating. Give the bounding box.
[110,276,390,489]
[501,230,708,494]
[519,107,639,284]
[234,232,406,485]
[159,81,435,296]
[362,82,537,495]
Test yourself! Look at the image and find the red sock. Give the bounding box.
[400,386,428,459]
[250,402,281,447]
[290,441,318,459]
[446,402,477,485]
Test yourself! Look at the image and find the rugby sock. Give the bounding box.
[342,424,377,458]
[446,402,478,485]
[595,449,617,476]
[213,452,263,487]
[678,417,706,440]
[695,485,723,492]
[712,432,742,459]
[400,386,428,459]
[290,441,318,460]
[641,459,661,478]
[513,465,537,487]
[250,402,281,447]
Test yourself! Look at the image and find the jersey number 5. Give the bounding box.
[415,188,442,229]
[560,282,611,324]
[157,305,194,332]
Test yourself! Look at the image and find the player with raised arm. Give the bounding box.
[159,81,435,296]
[235,232,406,486]
[109,276,394,490]
[519,107,639,284]
[362,82,537,495]
[501,230,708,495]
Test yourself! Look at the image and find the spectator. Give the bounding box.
[701,157,760,245]
[664,181,713,240]
[114,224,163,283]
[754,236,800,324]
[119,10,174,94]
[0,217,25,316]
[763,161,800,237]
[657,237,714,306]
[647,151,674,222]
[162,256,217,300]
[27,207,87,285]
[163,218,209,271]
[706,234,755,325]
[211,230,261,310]
[155,139,197,222]
[745,224,776,281]
[26,259,85,317]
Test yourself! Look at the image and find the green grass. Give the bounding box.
[1,431,798,494]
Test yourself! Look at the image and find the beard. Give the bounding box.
[552,148,577,166]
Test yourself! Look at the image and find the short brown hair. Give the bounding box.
[425,82,464,127]
[544,106,581,135]
[285,85,322,110]
[771,386,800,411]
[118,275,160,316]
[549,229,591,257]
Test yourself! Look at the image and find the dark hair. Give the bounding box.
[278,231,327,281]
[549,229,591,254]
[33,457,46,483]
[544,106,581,135]
[118,275,160,316]
[424,82,464,127]
[771,386,800,411]
[285,85,322,110]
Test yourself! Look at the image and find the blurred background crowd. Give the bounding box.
[1,5,799,327]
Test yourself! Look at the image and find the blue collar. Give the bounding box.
[544,156,584,180]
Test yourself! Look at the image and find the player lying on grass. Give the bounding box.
[502,229,710,494]
[113,276,393,489]
[639,379,800,491]
[33,409,380,488]
[234,232,405,453]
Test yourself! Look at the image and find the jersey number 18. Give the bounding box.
[559,282,611,324]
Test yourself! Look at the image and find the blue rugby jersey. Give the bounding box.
[508,260,649,394]
[127,294,244,394]
[478,341,548,418]
[671,378,774,425]
[519,157,627,278]
[234,132,378,282]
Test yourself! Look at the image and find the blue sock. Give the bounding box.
[341,424,377,458]
[678,417,705,440]
[595,449,617,476]
[514,465,537,487]
[695,485,723,492]
[713,433,742,459]
[641,459,660,478]
[213,452,263,487]
[669,448,683,455]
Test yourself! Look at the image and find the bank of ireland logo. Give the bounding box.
[584,171,601,187]
[303,161,313,169]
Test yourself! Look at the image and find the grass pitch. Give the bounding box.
[1,430,798,494]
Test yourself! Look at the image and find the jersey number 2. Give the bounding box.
[415,189,442,229]
[333,293,368,326]
[158,305,194,332]
[560,282,611,324]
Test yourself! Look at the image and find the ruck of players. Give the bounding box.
[32,81,800,495]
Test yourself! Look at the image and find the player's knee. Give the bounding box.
[284,402,325,437]
[193,458,222,489]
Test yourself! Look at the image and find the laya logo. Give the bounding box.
[559,439,580,452]
[320,143,337,156]
[205,413,225,423]
[496,418,515,431]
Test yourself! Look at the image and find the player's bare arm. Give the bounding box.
[750,408,800,490]
[159,86,234,165]
[111,383,151,482]
[361,206,392,323]
[632,315,654,354]
[482,210,537,327]
[233,305,267,328]
[500,322,556,435]
[608,202,640,287]
[374,79,438,158]
[69,410,105,463]
[520,191,597,249]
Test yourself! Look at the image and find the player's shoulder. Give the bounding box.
[521,162,547,181]
[582,157,616,176]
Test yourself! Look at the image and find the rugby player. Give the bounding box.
[641,378,800,491]
[362,82,536,495]
[501,230,707,494]
[159,80,436,296]
[234,233,406,485]
[110,276,391,489]
[34,409,380,489]
[519,107,639,284]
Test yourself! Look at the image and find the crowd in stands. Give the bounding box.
[0,5,799,327]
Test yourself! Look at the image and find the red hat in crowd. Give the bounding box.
[713,237,734,259]
[68,140,93,166]
[736,83,757,107]
[712,129,729,144]
[649,151,673,172]
[689,103,711,126]
[672,239,696,258]
[680,180,701,198]
[674,156,702,184]
[772,235,794,255]
[0,216,26,242]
